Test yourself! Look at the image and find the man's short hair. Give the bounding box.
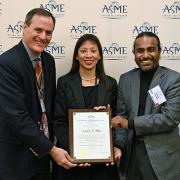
[24,8,56,29]
[133,31,161,53]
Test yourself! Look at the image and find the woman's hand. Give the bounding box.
[94,104,110,111]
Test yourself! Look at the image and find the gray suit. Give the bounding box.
[117,66,180,180]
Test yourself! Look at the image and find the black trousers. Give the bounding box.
[52,163,120,180]
[126,138,158,180]
[30,156,50,180]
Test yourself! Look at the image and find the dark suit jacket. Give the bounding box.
[116,66,180,180]
[53,72,117,151]
[0,41,56,180]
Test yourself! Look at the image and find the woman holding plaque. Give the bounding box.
[52,34,121,180]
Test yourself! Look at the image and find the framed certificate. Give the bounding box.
[68,108,113,163]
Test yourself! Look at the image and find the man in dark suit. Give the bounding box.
[0,8,76,180]
[112,32,180,180]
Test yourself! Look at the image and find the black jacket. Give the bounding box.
[0,41,56,179]
[53,72,117,150]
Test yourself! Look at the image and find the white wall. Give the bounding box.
[0,0,179,81]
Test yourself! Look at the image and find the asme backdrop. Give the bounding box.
[0,0,179,80]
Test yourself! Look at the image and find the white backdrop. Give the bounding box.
[0,0,179,80]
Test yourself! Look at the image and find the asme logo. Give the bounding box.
[132,22,159,38]
[161,42,180,60]
[69,22,97,39]
[40,0,65,18]
[45,42,65,60]
[101,1,128,19]
[6,21,23,38]
[0,1,2,15]
[0,44,3,55]
[162,1,180,19]
[103,43,127,60]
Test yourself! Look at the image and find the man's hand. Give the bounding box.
[114,147,122,163]
[49,146,77,169]
[105,147,122,166]
[111,115,128,129]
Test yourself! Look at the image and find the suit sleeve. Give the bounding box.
[135,72,180,135]
[109,77,118,117]
[0,58,53,157]
[53,77,69,150]
[114,75,128,150]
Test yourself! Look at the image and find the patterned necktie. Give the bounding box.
[34,58,49,138]
[34,58,42,86]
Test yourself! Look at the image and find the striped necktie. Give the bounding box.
[34,58,49,138]
[34,58,42,86]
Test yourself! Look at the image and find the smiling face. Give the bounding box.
[76,40,101,72]
[22,14,54,54]
[134,36,161,71]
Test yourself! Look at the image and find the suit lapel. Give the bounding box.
[131,70,140,116]
[41,52,50,92]
[145,66,164,114]
[97,79,106,105]
[70,73,85,107]
[41,53,49,108]
[16,41,37,85]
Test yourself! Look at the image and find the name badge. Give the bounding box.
[148,85,166,106]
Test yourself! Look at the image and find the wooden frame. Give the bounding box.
[68,108,114,163]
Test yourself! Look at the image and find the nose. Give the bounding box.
[85,51,92,58]
[143,50,149,59]
[39,31,46,40]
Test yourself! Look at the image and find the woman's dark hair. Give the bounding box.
[25,8,56,29]
[69,33,106,79]
[133,31,162,53]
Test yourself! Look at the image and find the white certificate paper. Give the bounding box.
[69,109,113,163]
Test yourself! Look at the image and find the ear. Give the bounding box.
[23,23,28,29]
[22,24,27,35]
[23,23,29,33]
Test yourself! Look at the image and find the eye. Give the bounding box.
[148,47,157,52]
[35,28,42,33]
[46,31,53,36]
[91,49,97,53]
[136,48,144,54]
[79,49,86,54]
